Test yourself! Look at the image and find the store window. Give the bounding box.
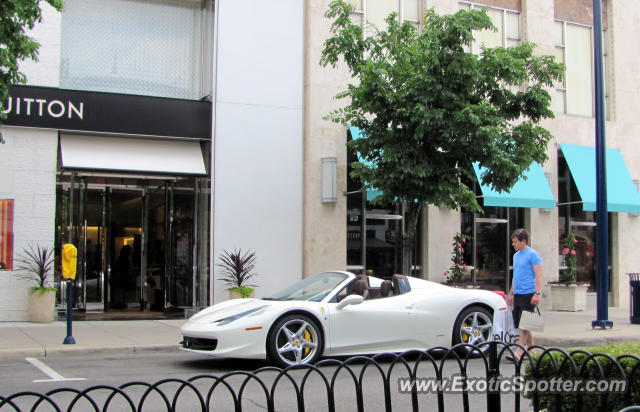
[553,0,609,118]
[459,1,521,51]
[553,21,594,117]
[0,200,14,270]
[461,205,524,293]
[346,132,422,277]
[557,154,610,291]
[347,0,420,31]
[59,0,214,100]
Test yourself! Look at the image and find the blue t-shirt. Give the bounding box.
[513,247,542,294]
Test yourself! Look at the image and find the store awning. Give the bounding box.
[60,134,207,176]
[473,162,555,209]
[560,144,640,213]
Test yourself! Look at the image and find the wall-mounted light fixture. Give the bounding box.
[321,157,337,203]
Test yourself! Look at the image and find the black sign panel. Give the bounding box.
[2,85,212,140]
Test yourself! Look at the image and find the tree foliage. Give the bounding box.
[320,1,563,273]
[0,0,63,121]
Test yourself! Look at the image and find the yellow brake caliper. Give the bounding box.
[303,329,312,356]
[462,322,470,342]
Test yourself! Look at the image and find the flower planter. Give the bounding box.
[549,283,589,312]
[28,289,56,323]
[229,287,255,299]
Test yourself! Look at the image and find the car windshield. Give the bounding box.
[265,272,349,302]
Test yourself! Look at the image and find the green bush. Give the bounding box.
[523,342,640,411]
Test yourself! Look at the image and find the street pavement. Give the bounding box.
[0,305,637,360]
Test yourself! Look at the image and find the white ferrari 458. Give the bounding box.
[180,271,507,367]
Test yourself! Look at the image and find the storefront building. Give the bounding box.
[1,0,640,321]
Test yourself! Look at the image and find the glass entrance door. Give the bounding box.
[65,183,144,312]
[146,184,168,311]
[107,189,143,310]
[473,215,509,291]
[81,185,106,311]
[167,183,196,308]
[462,206,524,293]
[56,172,210,315]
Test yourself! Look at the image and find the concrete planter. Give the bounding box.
[550,283,589,312]
[28,289,56,323]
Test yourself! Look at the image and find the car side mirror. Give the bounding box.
[336,294,364,310]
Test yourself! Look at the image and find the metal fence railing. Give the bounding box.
[1,341,639,412]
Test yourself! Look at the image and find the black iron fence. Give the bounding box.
[1,341,638,412]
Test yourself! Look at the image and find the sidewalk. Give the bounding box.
[0,319,185,359]
[0,307,637,360]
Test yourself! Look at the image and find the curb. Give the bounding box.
[0,347,46,360]
[0,344,181,360]
[535,335,638,349]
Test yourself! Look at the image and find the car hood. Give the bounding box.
[187,298,270,324]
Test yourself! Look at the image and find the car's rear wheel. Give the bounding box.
[267,314,323,368]
[452,306,493,355]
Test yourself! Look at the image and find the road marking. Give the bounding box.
[26,357,86,382]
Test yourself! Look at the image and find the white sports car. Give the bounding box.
[180,271,507,367]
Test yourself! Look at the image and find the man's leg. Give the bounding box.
[516,329,527,358]
[517,329,534,358]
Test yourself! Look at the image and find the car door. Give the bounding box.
[325,293,419,356]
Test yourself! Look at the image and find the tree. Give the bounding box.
[0,0,63,122]
[320,1,563,275]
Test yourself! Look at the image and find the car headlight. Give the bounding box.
[213,305,270,326]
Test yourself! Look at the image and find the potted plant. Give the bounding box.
[444,233,472,287]
[217,249,258,299]
[549,233,589,311]
[15,244,57,323]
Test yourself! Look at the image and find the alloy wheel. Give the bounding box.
[458,310,493,346]
[273,318,319,366]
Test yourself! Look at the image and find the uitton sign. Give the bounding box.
[2,85,212,140]
[2,95,84,120]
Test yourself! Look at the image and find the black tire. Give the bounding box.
[452,306,493,356]
[267,314,323,368]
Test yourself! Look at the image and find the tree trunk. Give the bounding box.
[402,203,422,276]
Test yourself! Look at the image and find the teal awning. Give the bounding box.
[473,162,555,209]
[560,144,640,213]
[349,125,381,201]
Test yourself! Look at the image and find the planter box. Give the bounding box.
[28,289,56,323]
[550,283,589,312]
[229,289,255,299]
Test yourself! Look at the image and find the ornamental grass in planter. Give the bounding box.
[217,249,258,299]
[15,244,57,323]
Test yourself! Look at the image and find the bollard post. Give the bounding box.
[63,278,75,344]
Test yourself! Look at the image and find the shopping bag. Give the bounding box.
[492,306,519,343]
[519,306,544,332]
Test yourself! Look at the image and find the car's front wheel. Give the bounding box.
[267,314,323,368]
[452,306,493,355]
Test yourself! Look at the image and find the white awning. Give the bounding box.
[60,134,207,176]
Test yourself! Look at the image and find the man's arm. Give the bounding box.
[531,263,543,305]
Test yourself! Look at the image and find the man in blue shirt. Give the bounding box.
[507,228,543,361]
